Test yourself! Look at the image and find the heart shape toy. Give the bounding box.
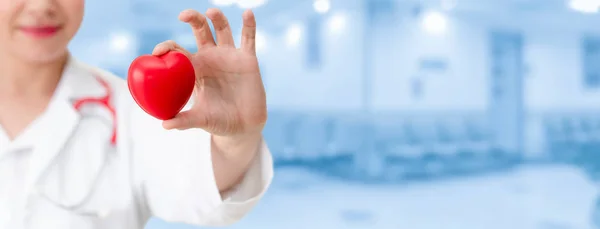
[127,51,196,120]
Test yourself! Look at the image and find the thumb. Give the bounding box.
[162,110,208,130]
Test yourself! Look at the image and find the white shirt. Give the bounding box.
[0,58,274,229]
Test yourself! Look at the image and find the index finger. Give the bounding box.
[178,9,216,49]
[152,40,192,58]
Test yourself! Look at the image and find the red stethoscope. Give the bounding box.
[72,76,117,145]
[35,76,118,216]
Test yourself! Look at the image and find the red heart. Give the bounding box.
[127,51,196,120]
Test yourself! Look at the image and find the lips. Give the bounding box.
[19,25,61,38]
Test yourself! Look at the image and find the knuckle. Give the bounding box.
[194,21,208,31]
[216,21,229,31]
[243,30,256,39]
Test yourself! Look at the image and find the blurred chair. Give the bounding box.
[464,118,503,167]
[294,114,330,165]
[561,116,577,143]
[398,120,426,159]
[373,117,405,158]
[416,118,453,176]
[315,116,355,165]
[438,117,486,174]
[432,119,461,161]
[590,117,600,143]
[283,115,303,161]
[373,117,412,180]
[578,116,596,148]
[587,116,600,180]
[331,117,363,160]
[557,116,580,163]
[575,116,600,178]
[328,116,367,179]
[263,111,289,164]
[572,116,592,146]
[323,117,337,158]
[543,116,571,162]
[397,118,444,179]
[266,114,304,166]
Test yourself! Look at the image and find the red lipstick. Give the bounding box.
[19,26,60,38]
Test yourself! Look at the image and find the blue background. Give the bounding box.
[70,0,600,228]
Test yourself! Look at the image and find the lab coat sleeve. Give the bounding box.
[126,103,274,226]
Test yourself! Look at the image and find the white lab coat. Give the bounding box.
[0,57,274,229]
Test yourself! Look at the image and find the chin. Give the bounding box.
[16,47,69,65]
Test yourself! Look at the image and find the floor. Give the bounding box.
[145,164,599,229]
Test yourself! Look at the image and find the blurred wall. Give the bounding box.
[68,1,600,115]
[370,10,488,112]
[526,31,599,112]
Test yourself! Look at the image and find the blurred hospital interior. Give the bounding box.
[70,0,600,228]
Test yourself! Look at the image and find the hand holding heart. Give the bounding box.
[131,8,267,136]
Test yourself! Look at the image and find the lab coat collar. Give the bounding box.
[26,56,107,190]
[4,57,98,152]
[56,57,110,100]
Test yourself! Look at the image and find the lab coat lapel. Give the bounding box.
[25,58,104,190]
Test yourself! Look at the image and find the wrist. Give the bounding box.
[212,130,262,160]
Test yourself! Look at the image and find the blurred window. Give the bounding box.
[306,15,322,70]
[583,35,600,88]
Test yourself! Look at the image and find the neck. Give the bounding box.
[0,53,68,98]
